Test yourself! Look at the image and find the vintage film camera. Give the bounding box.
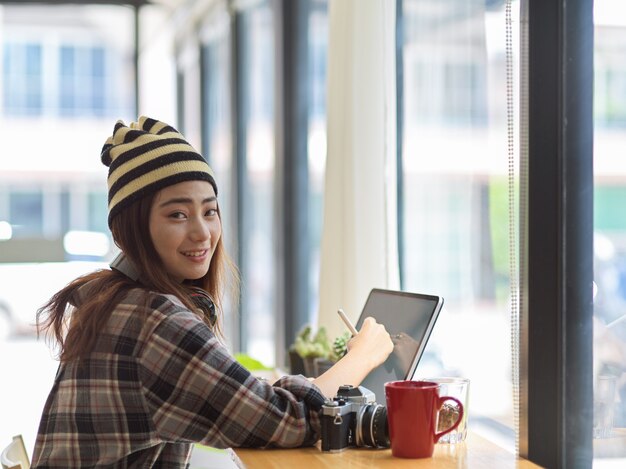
[320,385,389,452]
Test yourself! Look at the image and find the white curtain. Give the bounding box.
[317,0,400,342]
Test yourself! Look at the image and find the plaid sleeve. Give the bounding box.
[138,307,325,449]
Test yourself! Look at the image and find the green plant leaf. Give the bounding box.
[234,353,272,371]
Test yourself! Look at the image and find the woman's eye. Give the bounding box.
[169,211,186,219]
[205,209,218,217]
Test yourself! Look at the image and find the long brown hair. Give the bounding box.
[37,191,239,362]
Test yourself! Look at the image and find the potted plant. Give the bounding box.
[314,331,351,375]
[292,325,332,377]
[290,327,353,377]
[287,327,307,375]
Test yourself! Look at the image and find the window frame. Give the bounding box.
[395,0,594,466]
[272,0,311,368]
[522,0,594,466]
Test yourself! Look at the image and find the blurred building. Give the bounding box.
[0,4,136,261]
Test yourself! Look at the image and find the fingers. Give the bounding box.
[343,317,394,370]
[361,316,394,356]
[362,316,380,328]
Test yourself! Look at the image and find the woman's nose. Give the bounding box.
[190,217,211,241]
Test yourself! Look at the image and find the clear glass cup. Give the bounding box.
[594,375,617,439]
[422,377,470,444]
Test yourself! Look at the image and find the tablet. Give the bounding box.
[354,288,444,402]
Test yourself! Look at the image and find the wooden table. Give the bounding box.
[233,432,542,468]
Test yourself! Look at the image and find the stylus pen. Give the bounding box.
[337,308,359,336]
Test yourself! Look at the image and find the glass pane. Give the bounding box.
[87,191,108,234]
[3,42,43,116]
[69,46,101,116]
[201,12,237,347]
[401,0,517,449]
[240,3,276,366]
[3,6,131,119]
[9,190,43,237]
[92,47,106,116]
[204,38,232,240]
[59,46,75,114]
[25,44,42,114]
[60,190,71,234]
[0,4,140,455]
[307,0,328,325]
[593,1,626,464]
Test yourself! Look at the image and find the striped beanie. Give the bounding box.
[101,116,217,227]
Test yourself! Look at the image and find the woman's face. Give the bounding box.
[149,180,221,282]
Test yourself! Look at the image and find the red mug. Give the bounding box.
[384,380,464,458]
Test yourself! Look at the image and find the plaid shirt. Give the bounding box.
[32,286,325,468]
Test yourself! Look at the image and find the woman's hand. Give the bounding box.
[346,317,394,369]
[312,317,393,398]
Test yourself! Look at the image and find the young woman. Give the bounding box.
[32,117,394,468]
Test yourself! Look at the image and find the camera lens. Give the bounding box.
[356,404,389,448]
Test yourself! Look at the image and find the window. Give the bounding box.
[3,42,43,116]
[401,0,516,448]
[200,7,237,346]
[307,0,329,325]
[60,190,71,234]
[197,1,329,357]
[59,46,75,113]
[593,1,626,463]
[59,45,107,117]
[9,190,43,237]
[237,1,276,366]
[0,184,109,242]
[4,41,113,118]
[87,191,108,234]
[595,20,626,129]
[2,5,134,119]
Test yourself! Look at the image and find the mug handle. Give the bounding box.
[434,396,464,442]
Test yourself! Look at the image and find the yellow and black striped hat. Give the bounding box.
[101,116,217,227]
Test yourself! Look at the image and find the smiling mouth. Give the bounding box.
[182,250,208,258]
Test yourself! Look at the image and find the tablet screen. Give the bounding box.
[354,288,443,403]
